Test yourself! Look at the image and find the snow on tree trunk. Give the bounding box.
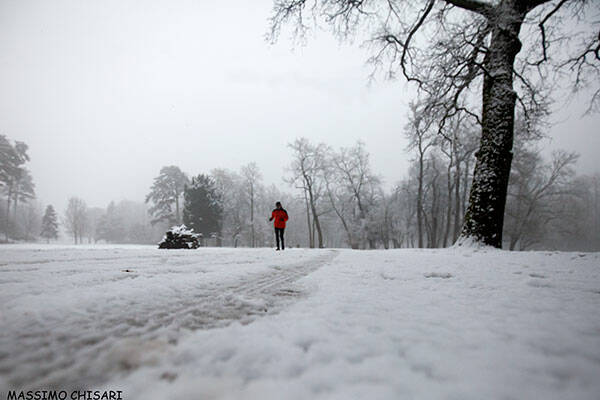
[459,4,525,248]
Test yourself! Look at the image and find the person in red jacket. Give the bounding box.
[269,201,289,250]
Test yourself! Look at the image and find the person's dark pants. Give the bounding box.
[275,228,285,250]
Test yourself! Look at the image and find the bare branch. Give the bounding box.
[400,0,436,84]
[532,0,569,66]
[443,0,493,16]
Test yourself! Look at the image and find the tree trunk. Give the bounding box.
[307,185,324,248]
[250,185,255,247]
[443,155,454,247]
[460,6,525,248]
[303,190,313,248]
[461,157,470,224]
[417,156,424,248]
[430,174,439,248]
[355,193,373,249]
[13,191,18,223]
[382,207,390,249]
[453,158,462,243]
[5,190,12,241]
[313,213,323,248]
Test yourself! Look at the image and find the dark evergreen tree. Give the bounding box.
[0,135,16,190]
[40,205,59,242]
[1,136,35,240]
[12,168,35,219]
[183,174,224,240]
[1,135,16,240]
[145,166,189,225]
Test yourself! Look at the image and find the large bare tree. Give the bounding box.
[405,102,437,247]
[269,0,599,247]
[64,197,87,244]
[287,137,328,248]
[327,141,381,249]
[211,168,247,247]
[241,162,263,247]
[504,141,579,250]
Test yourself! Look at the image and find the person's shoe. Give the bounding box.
[276,248,280,251]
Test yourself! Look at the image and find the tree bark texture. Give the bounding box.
[460,3,526,247]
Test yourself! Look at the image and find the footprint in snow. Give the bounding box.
[380,272,396,280]
[424,272,453,279]
[528,273,546,279]
[527,279,553,288]
[160,371,177,382]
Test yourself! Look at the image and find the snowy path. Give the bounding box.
[2,246,600,399]
[0,246,338,389]
[120,248,600,400]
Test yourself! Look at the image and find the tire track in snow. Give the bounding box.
[135,250,338,333]
[0,249,338,389]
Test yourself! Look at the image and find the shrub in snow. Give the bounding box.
[158,225,202,249]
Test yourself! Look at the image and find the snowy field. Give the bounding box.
[1,245,599,399]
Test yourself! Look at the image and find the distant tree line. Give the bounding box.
[2,131,598,250]
[0,135,62,243]
[145,164,280,247]
[60,198,166,244]
[143,131,599,251]
[394,110,600,251]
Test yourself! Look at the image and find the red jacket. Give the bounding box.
[270,208,289,229]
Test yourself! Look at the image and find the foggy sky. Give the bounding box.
[1,0,598,212]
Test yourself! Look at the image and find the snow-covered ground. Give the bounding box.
[1,245,599,399]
